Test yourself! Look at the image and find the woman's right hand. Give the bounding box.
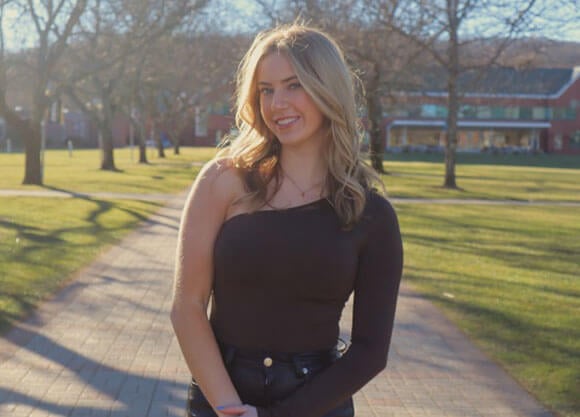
[217,404,258,417]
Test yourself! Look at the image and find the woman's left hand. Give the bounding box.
[217,404,258,417]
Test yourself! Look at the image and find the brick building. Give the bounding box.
[384,66,580,154]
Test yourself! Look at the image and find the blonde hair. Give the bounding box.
[220,23,380,228]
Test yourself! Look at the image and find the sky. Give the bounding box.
[2,0,579,51]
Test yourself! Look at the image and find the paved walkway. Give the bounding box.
[2,189,580,207]
[0,189,174,201]
[0,194,554,417]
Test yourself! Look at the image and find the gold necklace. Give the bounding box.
[280,167,324,198]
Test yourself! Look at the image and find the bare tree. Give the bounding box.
[61,0,208,170]
[380,0,578,188]
[0,2,23,150]
[335,3,425,173]
[0,0,87,185]
[143,29,247,155]
[254,0,424,173]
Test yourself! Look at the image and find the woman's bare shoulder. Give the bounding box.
[193,156,245,209]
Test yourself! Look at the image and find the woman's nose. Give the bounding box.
[271,89,289,109]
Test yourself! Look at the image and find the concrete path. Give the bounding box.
[0,189,174,202]
[2,189,580,207]
[0,194,554,417]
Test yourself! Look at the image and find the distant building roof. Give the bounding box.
[409,66,577,96]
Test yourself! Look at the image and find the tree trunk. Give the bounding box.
[444,0,459,189]
[445,66,459,188]
[100,126,117,171]
[22,123,43,185]
[23,89,46,185]
[173,133,180,155]
[367,90,385,173]
[157,125,166,158]
[157,137,165,158]
[139,142,147,163]
[1,104,42,185]
[138,122,148,164]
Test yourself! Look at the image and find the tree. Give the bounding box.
[379,0,578,188]
[0,0,87,185]
[140,29,247,156]
[61,0,208,171]
[333,5,425,174]
[254,0,424,173]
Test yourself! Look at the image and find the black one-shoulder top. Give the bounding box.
[210,192,403,417]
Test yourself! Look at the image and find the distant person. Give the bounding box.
[171,23,403,417]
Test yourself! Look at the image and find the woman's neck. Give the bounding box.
[278,147,327,187]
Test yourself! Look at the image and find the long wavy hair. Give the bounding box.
[221,23,380,228]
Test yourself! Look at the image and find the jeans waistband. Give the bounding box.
[217,341,339,367]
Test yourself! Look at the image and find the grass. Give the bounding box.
[0,197,161,331]
[0,147,214,332]
[384,151,580,169]
[0,147,578,416]
[397,203,579,417]
[382,154,580,202]
[0,147,216,193]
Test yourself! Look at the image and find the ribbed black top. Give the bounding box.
[210,192,403,417]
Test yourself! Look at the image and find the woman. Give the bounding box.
[171,23,403,417]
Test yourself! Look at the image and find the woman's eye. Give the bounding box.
[259,88,273,95]
[288,82,301,90]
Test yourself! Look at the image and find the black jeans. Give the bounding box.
[187,342,354,417]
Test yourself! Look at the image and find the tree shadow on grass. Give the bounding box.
[0,192,175,335]
[420,291,579,410]
[399,204,580,278]
[42,184,160,224]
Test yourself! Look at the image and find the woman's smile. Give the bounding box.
[257,53,325,148]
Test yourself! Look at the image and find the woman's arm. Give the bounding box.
[170,158,244,416]
[254,194,404,417]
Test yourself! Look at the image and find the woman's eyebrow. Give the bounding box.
[258,75,298,85]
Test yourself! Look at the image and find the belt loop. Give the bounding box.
[292,356,309,378]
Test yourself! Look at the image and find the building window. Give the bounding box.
[554,134,563,150]
[421,104,437,117]
[519,107,532,119]
[460,105,477,118]
[408,105,422,118]
[491,106,505,119]
[504,107,519,119]
[570,131,580,149]
[392,107,409,117]
[532,107,547,120]
[477,106,491,119]
[435,105,448,118]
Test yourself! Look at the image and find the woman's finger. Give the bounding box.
[216,404,247,415]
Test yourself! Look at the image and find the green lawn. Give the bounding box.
[382,153,580,202]
[0,147,215,193]
[397,203,579,417]
[0,147,212,332]
[0,148,578,417]
[0,197,161,331]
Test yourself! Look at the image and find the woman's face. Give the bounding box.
[256,52,326,149]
